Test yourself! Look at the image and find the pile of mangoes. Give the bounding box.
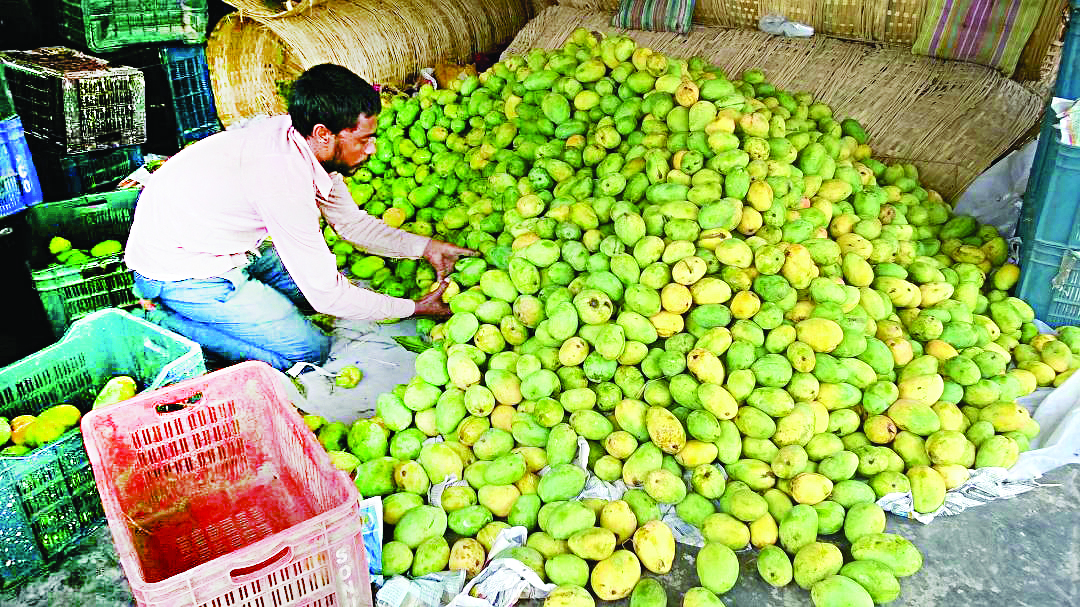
[310,29,1080,607]
[0,375,138,458]
[0,404,82,456]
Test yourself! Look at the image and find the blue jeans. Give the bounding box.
[133,247,331,371]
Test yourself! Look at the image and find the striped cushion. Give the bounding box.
[912,0,1046,77]
[613,0,697,35]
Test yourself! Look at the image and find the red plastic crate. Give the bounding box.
[80,361,373,607]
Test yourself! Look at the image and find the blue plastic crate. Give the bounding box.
[104,44,221,153]
[0,308,205,587]
[1,116,44,211]
[1018,125,1080,250]
[0,131,20,219]
[1018,240,1080,327]
[1019,106,1060,246]
[160,45,220,147]
[1057,7,1080,100]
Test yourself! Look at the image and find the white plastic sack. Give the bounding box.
[952,138,1038,239]
[277,318,421,423]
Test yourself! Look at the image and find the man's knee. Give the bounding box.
[277,327,331,366]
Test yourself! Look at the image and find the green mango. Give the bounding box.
[538,463,588,502]
[412,536,451,577]
[779,503,818,554]
[544,501,597,540]
[843,502,886,543]
[839,560,901,604]
[354,457,396,497]
[850,533,924,577]
[546,554,591,587]
[448,505,495,537]
[810,575,874,607]
[757,544,794,588]
[394,505,448,548]
[793,541,844,590]
[696,542,739,595]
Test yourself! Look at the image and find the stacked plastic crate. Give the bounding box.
[56,0,218,155]
[0,47,146,201]
[2,0,216,336]
[0,2,219,589]
[1017,3,1080,326]
[103,44,223,154]
[0,48,148,337]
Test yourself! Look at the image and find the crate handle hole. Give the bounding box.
[155,391,203,413]
[229,546,292,583]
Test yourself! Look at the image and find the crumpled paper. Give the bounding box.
[1051,97,1080,145]
[876,467,1047,524]
[376,571,467,607]
[759,13,814,37]
[445,527,555,607]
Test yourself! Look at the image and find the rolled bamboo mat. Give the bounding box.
[225,0,329,19]
[554,0,1060,78]
[555,0,928,44]
[207,13,293,126]
[505,6,1047,200]
[1014,0,1068,82]
[209,0,534,127]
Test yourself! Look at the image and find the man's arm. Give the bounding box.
[320,173,478,281]
[318,174,430,258]
[246,162,419,320]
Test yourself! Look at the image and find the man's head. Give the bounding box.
[289,64,381,176]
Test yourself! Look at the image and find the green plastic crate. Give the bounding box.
[26,188,141,338]
[56,0,209,53]
[0,307,206,587]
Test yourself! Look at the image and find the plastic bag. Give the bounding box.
[758,13,814,38]
[952,138,1038,239]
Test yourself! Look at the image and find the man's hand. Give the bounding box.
[424,239,478,282]
[412,281,452,317]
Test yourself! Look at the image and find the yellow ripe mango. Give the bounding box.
[925,340,959,361]
[782,245,817,290]
[795,318,844,353]
[686,348,726,384]
[661,284,693,314]
[650,311,684,338]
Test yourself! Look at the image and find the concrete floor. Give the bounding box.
[2,464,1077,607]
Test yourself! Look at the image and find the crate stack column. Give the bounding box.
[1017,3,1080,326]
[0,48,147,202]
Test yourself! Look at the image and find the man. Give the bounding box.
[125,64,473,371]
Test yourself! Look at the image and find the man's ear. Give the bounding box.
[311,123,333,143]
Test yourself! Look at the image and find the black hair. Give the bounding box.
[288,64,381,137]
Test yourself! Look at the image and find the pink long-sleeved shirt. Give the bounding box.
[124,115,431,320]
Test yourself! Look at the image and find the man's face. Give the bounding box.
[322,114,377,176]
